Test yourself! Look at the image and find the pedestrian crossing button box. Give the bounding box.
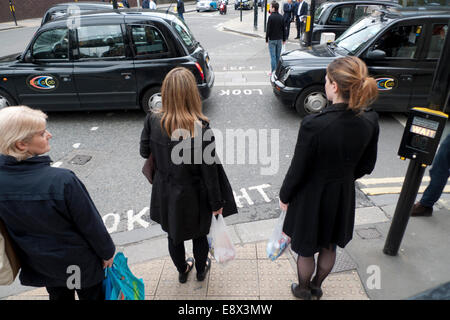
[398,107,448,165]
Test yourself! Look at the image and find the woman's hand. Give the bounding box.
[103,256,114,269]
[279,199,289,212]
[213,208,223,216]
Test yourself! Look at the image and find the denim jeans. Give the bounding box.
[420,133,450,207]
[268,39,282,73]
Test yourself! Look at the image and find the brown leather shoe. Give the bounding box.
[411,202,433,217]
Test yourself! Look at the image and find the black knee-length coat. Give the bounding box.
[140,113,238,245]
[280,103,379,256]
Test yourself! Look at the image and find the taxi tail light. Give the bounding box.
[195,62,204,82]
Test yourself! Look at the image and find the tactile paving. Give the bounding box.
[208,260,259,297]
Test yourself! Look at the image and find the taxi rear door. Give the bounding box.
[72,23,137,110]
[12,27,80,111]
[363,21,426,112]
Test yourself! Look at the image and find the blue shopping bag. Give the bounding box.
[103,252,145,300]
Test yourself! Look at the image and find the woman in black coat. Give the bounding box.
[140,67,237,283]
[279,56,380,300]
[0,106,115,300]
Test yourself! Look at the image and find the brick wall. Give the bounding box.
[0,0,146,23]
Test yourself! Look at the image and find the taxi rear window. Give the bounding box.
[172,19,195,49]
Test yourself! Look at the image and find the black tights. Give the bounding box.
[296,245,337,290]
[168,235,209,274]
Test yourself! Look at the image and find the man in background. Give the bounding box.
[266,1,286,76]
[294,0,308,40]
[283,0,294,40]
[177,0,185,21]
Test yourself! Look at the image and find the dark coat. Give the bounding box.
[266,12,286,42]
[0,155,115,288]
[280,104,379,256]
[177,0,185,14]
[283,2,294,23]
[140,113,237,245]
[295,0,308,18]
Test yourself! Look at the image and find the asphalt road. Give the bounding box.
[0,8,444,237]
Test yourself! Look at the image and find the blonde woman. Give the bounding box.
[0,106,115,300]
[140,67,237,283]
[279,56,380,299]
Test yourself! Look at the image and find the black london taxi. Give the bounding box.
[309,0,401,45]
[271,7,450,116]
[0,9,214,113]
[41,2,121,26]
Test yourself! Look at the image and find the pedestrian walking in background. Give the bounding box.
[294,0,308,40]
[266,1,286,76]
[149,0,157,10]
[283,0,294,40]
[177,0,185,21]
[279,56,380,300]
[122,0,130,8]
[411,133,450,217]
[139,67,237,284]
[142,0,150,9]
[0,106,115,301]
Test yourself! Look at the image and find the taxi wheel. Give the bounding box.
[141,86,161,114]
[295,85,328,117]
[0,90,16,110]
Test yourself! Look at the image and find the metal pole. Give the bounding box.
[254,0,258,30]
[264,0,267,32]
[9,0,17,26]
[304,0,315,47]
[240,0,243,22]
[383,160,426,256]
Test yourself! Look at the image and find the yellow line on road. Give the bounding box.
[358,176,431,185]
[361,185,450,196]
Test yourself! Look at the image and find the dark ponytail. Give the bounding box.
[327,56,378,113]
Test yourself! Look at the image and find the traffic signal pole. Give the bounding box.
[383,19,450,256]
[9,0,17,26]
[304,0,315,46]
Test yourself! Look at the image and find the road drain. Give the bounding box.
[69,155,92,165]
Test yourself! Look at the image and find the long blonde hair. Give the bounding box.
[159,67,209,138]
[327,56,378,112]
[0,106,47,160]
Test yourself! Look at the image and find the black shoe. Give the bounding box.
[294,36,300,39]
[291,283,312,300]
[310,283,323,300]
[197,257,211,281]
[411,202,433,217]
[179,257,194,283]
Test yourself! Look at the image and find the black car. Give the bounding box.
[309,0,401,45]
[0,10,214,113]
[271,7,450,116]
[235,0,254,10]
[41,1,120,26]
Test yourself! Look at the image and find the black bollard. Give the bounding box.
[383,160,426,256]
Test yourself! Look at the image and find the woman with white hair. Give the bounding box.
[0,106,115,300]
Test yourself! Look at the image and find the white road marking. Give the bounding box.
[51,161,63,168]
[90,127,99,131]
[72,143,81,149]
[392,113,407,127]
[215,81,270,86]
